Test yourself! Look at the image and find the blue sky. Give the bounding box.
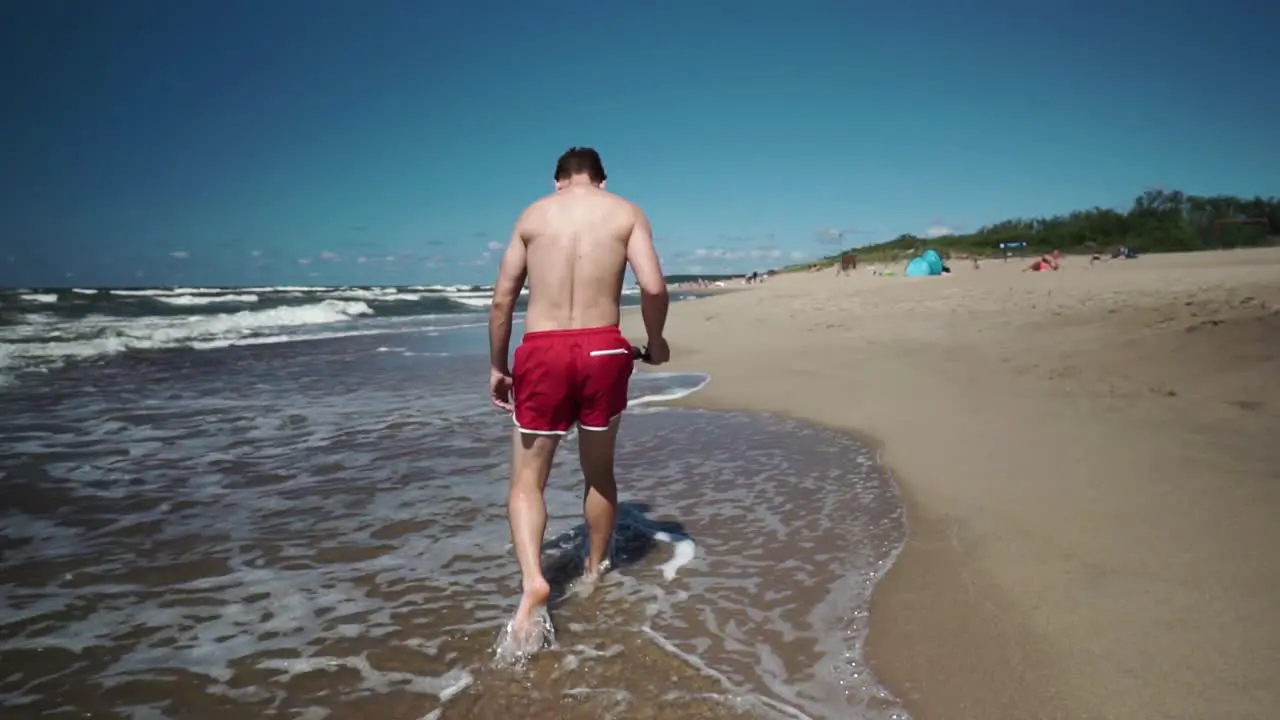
[2,0,1277,288]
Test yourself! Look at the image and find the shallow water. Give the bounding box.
[0,324,908,719]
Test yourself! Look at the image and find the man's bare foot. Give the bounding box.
[493,578,556,666]
[511,577,551,643]
[575,558,610,593]
[582,561,604,584]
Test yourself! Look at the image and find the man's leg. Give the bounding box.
[509,427,560,635]
[577,417,621,580]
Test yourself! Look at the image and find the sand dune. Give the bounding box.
[624,248,1280,719]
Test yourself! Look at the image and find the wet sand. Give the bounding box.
[624,248,1280,719]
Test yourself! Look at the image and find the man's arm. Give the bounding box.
[488,223,527,375]
[625,208,668,343]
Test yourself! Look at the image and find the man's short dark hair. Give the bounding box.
[554,147,607,184]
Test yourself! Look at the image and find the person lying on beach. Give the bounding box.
[487,147,670,654]
[1025,249,1062,272]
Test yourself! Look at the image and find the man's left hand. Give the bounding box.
[490,368,514,411]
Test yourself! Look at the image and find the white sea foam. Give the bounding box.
[237,285,333,293]
[154,293,261,306]
[629,371,711,408]
[449,296,492,308]
[110,287,230,297]
[324,288,420,301]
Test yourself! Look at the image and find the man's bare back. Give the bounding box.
[517,185,641,333]
[485,147,670,660]
[488,150,669,382]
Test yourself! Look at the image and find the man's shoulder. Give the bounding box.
[599,188,639,208]
[522,193,558,214]
[513,195,554,233]
[594,191,644,223]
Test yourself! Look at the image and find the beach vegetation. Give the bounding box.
[791,189,1279,269]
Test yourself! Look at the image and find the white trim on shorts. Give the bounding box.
[510,413,569,436]
[588,347,630,357]
[578,412,623,432]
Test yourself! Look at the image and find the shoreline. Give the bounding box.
[656,387,1069,717]
[624,248,1280,718]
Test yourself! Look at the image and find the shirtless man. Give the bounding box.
[487,147,670,645]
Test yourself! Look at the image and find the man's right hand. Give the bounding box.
[490,367,514,411]
[644,336,670,365]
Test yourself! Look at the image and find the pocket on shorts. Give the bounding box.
[587,347,630,357]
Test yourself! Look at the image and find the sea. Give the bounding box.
[0,285,910,720]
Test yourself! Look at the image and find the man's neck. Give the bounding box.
[558,178,599,190]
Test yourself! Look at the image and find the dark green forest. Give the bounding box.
[807,189,1278,267]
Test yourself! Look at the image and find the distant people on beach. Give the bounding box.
[673,278,719,289]
[669,274,772,290]
[1090,245,1140,266]
[835,253,857,276]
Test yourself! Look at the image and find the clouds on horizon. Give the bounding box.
[8,227,919,286]
[665,245,811,275]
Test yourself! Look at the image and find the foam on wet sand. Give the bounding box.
[1,330,908,719]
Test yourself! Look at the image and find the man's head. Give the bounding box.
[554,147,607,189]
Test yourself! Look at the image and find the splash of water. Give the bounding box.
[491,605,557,668]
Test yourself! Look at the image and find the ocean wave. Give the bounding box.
[100,284,499,297]
[0,284,677,387]
[155,293,261,306]
[2,284,647,321]
[0,288,501,324]
[110,287,231,297]
[448,296,492,309]
[0,299,375,382]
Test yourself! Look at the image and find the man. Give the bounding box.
[487,147,670,647]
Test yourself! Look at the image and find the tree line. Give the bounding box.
[813,189,1279,266]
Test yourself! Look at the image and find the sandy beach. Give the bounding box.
[624,248,1280,719]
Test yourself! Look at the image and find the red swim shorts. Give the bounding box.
[512,325,634,434]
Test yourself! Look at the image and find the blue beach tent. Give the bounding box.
[922,249,944,274]
[904,249,944,277]
[904,256,933,277]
